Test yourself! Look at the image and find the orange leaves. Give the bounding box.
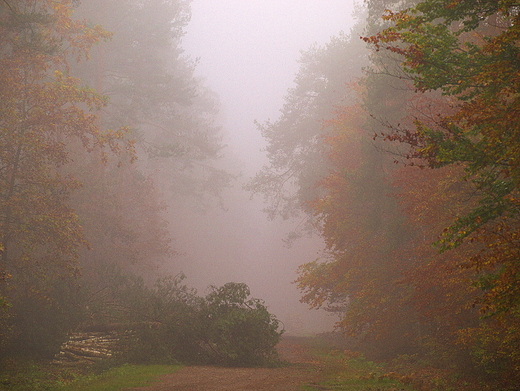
[48,0,112,62]
[296,0,520,384]
[297,79,422,351]
[464,217,520,316]
[361,0,520,383]
[0,0,134,280]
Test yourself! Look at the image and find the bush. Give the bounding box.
[201,282,283,366]
[118,274,207,365]
[1,260,284,368]
[113,275,283,367]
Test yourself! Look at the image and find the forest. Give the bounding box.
[250,0,520,389]
[1,0,519,390]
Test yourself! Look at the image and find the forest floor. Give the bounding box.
[124,336,420,391]
[125,337,326,391]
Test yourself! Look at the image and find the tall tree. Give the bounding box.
[61,0,232,341]
[365,0,520,250]
[363,0,520,384]
[247,30,368,238]
[365,0,520,317]
[0,0,133,356]
[74,0,231,205]
[295,85,418,359]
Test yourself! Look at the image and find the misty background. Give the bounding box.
[4,1,518,386]
[159,0,358,334]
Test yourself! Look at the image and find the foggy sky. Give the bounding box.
[183,0,357,169]
[169,0,357,334]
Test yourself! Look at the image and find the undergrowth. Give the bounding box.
[303,349,418,391]
[289,335,417,391]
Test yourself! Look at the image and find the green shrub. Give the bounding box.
[201,282,283,366]
[112,275,283,367]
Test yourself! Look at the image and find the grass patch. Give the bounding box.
[57,364,181,391]
[0,361,180,391]
[0,360,74,391]
[304,372,417,391]
[300,341,418,391]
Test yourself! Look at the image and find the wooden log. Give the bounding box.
[64,345,112,358]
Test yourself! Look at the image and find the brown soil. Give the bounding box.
[126,337,324,391]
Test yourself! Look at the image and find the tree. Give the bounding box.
[295,88,418,359]
[0,0,133,357]
[66,0,232,296]
[70,156,174,276]
[247,30,368,238]
[362,0,520,384]
[73,0,231,206]
[364,0,520,251]
[64,0,230,335]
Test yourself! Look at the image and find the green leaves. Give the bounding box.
[366,0,520,246]
[203,282,282,366]
[361,0,520,385]
[96,273,283,367]
[295,0,520,384]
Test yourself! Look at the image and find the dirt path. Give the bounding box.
[126,337,323,391]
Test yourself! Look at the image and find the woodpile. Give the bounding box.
[52,331,121,366]
[52,323,161,366]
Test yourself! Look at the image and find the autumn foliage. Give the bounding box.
[0,0,224,362]
[291,0,520,389]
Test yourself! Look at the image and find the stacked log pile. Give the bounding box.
[52,331,121,366]
[52,323,161,366]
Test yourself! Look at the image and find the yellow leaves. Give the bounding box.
[381,9,412,23]
[0,0,136,290]
[456,316,520,383]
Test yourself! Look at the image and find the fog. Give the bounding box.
[4,1,517,384]
[184,0,357,170]
[159,0,357,334]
